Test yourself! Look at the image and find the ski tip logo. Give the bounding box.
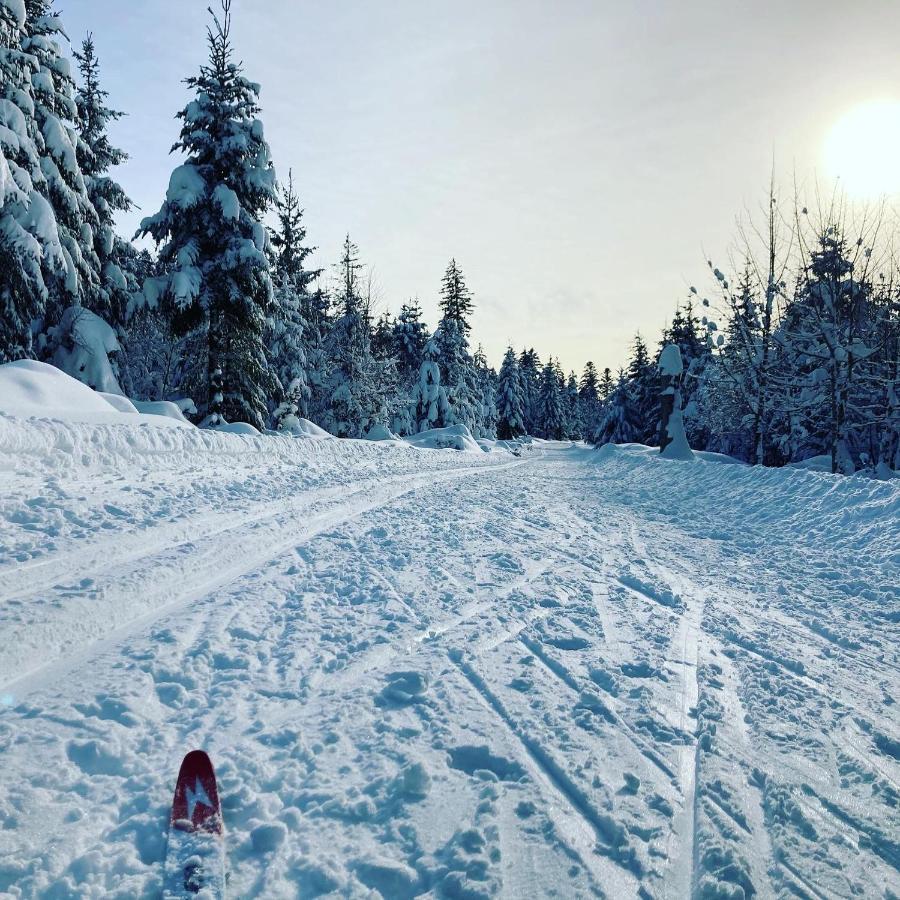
[170,749,224,834]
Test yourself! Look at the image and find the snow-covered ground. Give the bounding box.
[0,398,898,898]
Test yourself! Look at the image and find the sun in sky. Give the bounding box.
[823,99,900,198]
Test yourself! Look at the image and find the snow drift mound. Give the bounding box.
[405,424,483,453]
[1,359,125,421]
[0,360,191,428]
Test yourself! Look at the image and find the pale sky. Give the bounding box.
[63,0,900,374]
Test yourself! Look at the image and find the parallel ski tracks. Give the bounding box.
[2,459,525,698]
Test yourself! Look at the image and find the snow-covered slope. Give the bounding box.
[0,416,896,898]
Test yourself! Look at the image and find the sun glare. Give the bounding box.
[823,99,900,198]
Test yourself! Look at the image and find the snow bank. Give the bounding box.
[0,360,116,419]
[0,360,191,428]
[405,424,483,453]
[131,400,192,424]
[594,442,899,560]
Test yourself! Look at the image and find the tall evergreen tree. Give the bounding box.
[776,225,881,473]
[0,0,66,361]
[138,0,277,429]
[598,366,614,401]
[565,371,582,439]
[537,358,565,439]
[391,300,429,384]
[321,236,392,436]
[472,344,498,439]
[72,32,133,329]
[439,258,474,332]
[579,361,601,440]
[432,317,478,430]
[266,171,319,427]
[518,347,541,434]
[595,369,642,445]
[408,345,452,433]
[626,333,657,442]
[24,0,102,332]
[496,346,525,439]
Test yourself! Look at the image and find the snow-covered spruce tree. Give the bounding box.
[408,341,452,432]
[440,257,474,332]
[537,358,565,439]
[267,170,320,429]
[431,316,479,430]
[0,0,67,361]
[565,371,582,439]
[322,235,392,436]
[496,346,525,439]
[774,220,881,474]
[72,33,134,332]
[137,0,277,429]
[579,361,601,440]
[594,368,642,445]
[429,259,480,431]
[472,344,498,439]
[392,300,429,385]
[598,366,614,402]
[116,246,190,401]
[518,347,541,434]
[23,0,102,334]
[624,333,657,442]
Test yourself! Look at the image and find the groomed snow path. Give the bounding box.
[0,427,897,899]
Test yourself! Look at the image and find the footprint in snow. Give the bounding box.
[448,745,526,782]
[544,636,590,651]
[376,671,429,708]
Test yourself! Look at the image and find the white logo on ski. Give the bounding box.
[186,777,212,821]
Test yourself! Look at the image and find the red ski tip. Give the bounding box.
[170,750,224,834]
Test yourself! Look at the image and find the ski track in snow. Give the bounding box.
[0,426,898,899]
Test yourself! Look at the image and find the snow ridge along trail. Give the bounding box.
[1,421,898,899]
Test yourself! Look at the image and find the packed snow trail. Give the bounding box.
[0,425,897,898]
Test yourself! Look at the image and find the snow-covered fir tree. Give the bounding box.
[472,344,498,439]
[595,368,642,445]
[565,371,582,439]
[0,0,67,361]
[72,33,133,331]
[137,0,277,429]
[598,366,614,401]
[321,235,392,436]
[496,346,525,439]
[439,258,474,332]
[266,170,320,429]
[537,358,565,439]
[660,302,710,447]
[408,346,452,433]
[775,223,882,474]
[518,347,541,434]
[24,0,102,333]
[623,333,657,443]
[579,361,601,440]
[391,300,429,385]
[424,260,480,431]
[431,317,478,430]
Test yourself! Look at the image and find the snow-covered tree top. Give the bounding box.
[658,343,683,377]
